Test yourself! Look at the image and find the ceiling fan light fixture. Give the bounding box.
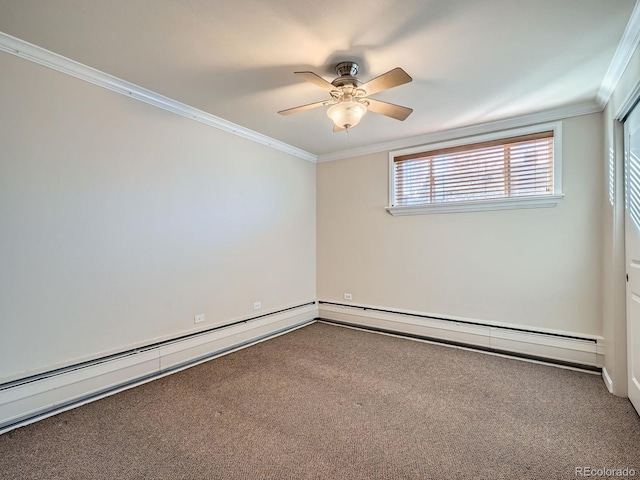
[278,63,412,131]
[327,101,367,130]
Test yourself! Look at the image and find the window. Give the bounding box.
[387,123,563,215]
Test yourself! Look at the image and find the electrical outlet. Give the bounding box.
[253,301,262,310]
[194,314,205,324]
[344,293,352,300]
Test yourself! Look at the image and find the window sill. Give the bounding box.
[386,194,564,216]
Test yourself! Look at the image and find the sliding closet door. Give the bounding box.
[624,102,640,414]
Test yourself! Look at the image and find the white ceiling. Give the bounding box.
[0,0,636,157]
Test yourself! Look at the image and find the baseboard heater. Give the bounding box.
[0,302,317,434]
[318,301,602,372]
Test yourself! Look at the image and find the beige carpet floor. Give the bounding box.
[1,321,639,479]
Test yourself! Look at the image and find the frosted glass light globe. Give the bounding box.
[327,101,367,129]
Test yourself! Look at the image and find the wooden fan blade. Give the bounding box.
[360,68,412,96]
[278,99,334,116]
[365,98,413,121]
[294,71,336,92]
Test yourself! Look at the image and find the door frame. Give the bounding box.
[617,83,640,399]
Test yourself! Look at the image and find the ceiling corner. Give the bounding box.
[596,0,640,108]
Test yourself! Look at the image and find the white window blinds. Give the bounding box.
[393,131,554,206]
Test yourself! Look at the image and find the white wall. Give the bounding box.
[317,113,603,336]
[0,52,316,383]
[602,42,640,395]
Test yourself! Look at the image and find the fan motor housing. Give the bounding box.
[335,61,359,77]
[332,62,362,88]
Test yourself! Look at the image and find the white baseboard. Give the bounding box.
[0,303,317,432]
[318,303,602,368]
[602,367,614,393]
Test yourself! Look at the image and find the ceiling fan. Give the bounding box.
[278,62,413,132]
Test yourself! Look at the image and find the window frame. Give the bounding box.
[386,122,564,216]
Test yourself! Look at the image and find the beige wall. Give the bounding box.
[601,43,640,395]
[318,113,604,336]
[2,34,630,393]
[0,52,316,382]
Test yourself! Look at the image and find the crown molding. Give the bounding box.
[596,0,640,107]
[316,100,602,162]
[0,31,317,163]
